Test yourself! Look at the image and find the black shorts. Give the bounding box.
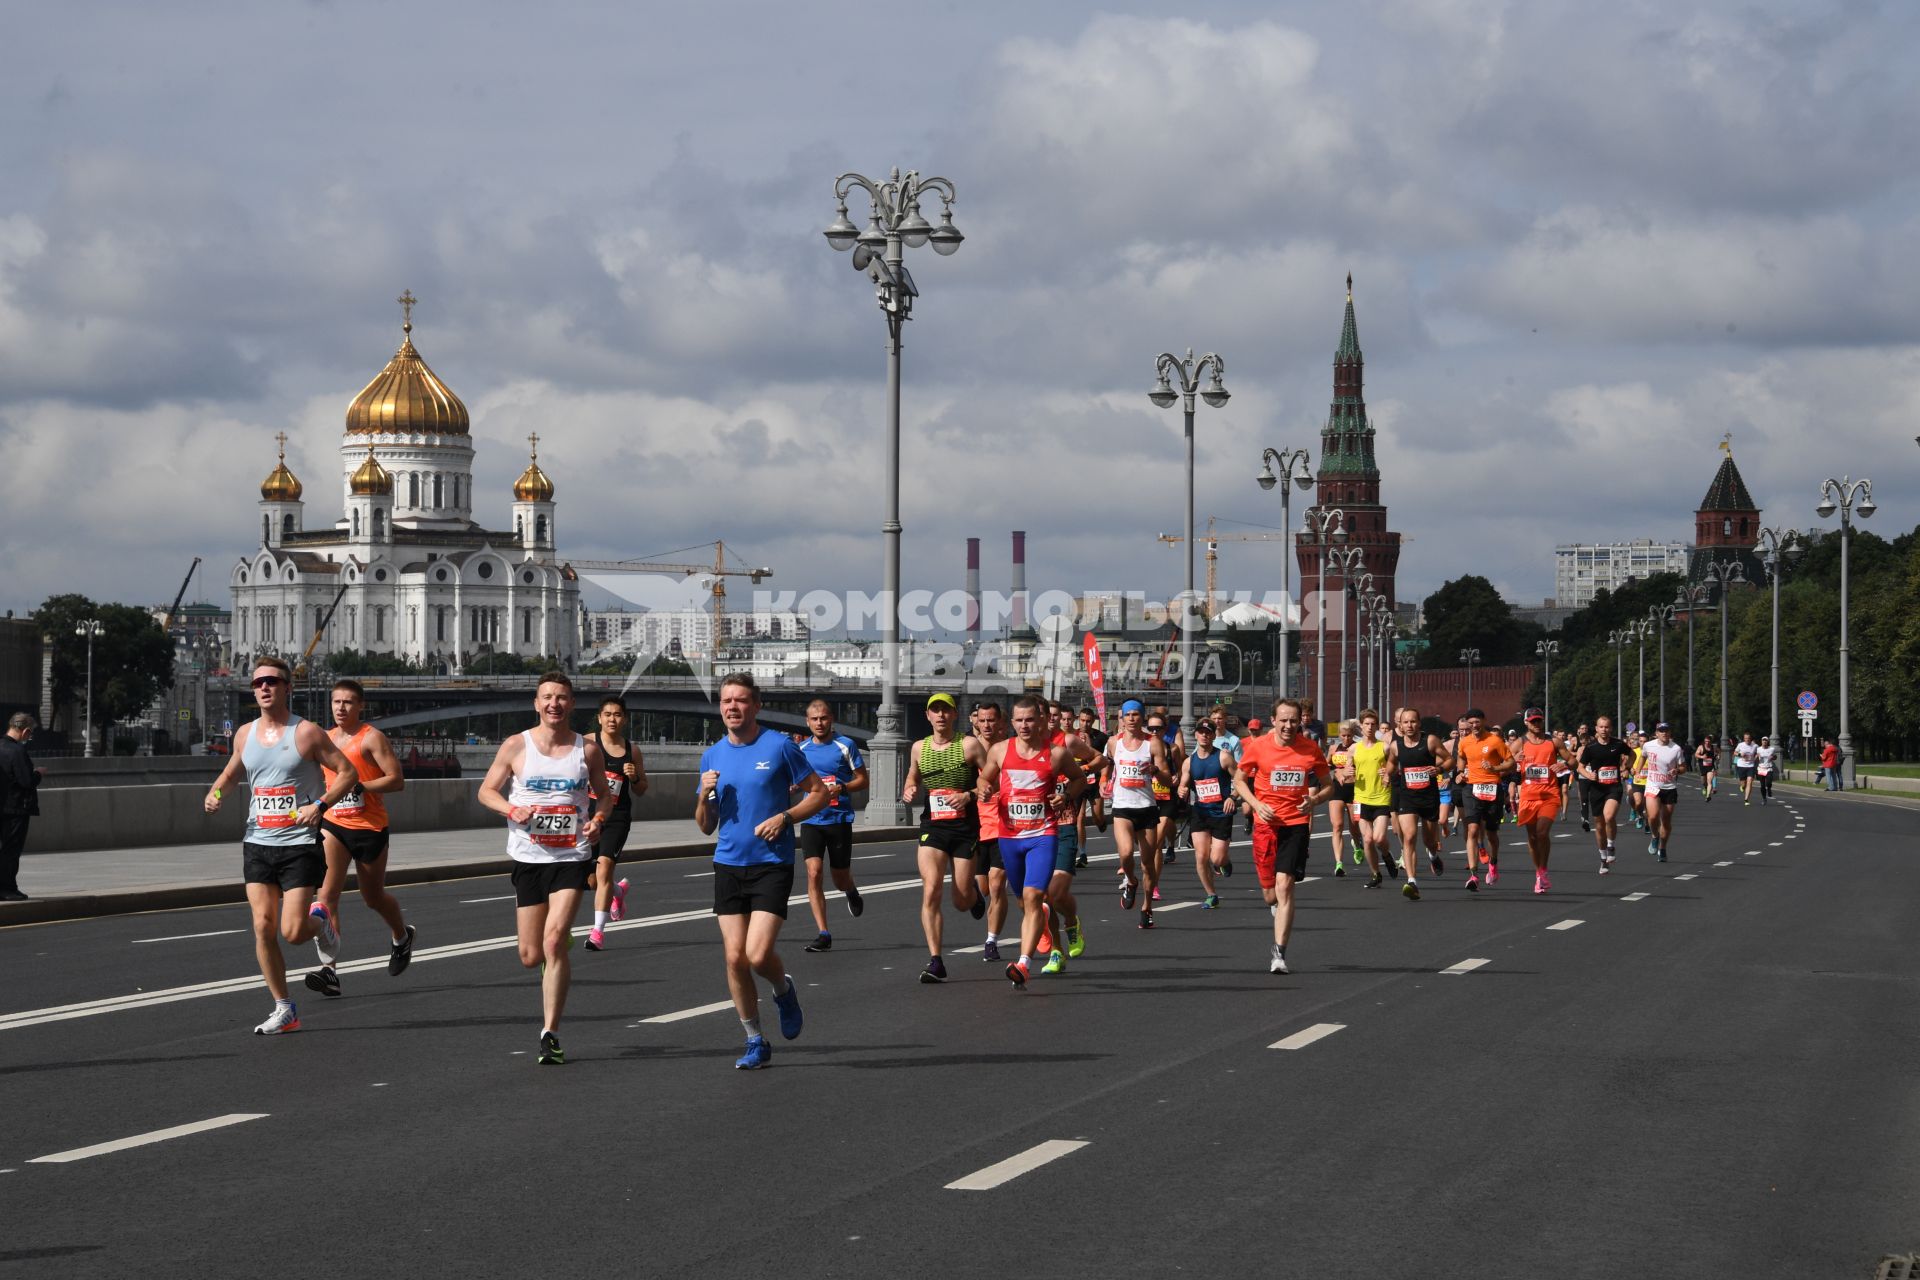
[799,822,854,869]
[1582,782,1623,806]
[713,860,795,918]
[243,840,325,890]
[320,821,389,864]
[1647,786,1680,806]
[1394,802,1440,822]
[1333,783,1356,805]
[1111,806,1158,830]
[973,838,1002,871]
[596,811,632,862]
[511,859,592,907]
[919,823,978,859]
[1358,803,1393,822]
[1192,811,1233,840]
[1462,793,1505,827]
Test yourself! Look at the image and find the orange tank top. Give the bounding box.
[323,725,390,830]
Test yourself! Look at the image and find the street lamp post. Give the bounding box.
[75,618,104,757]
[1608,629,1629,728]
[824,166,963,825]
[1370,601,1391,714]
[1152,350,1231,748]
[1753,526,1802,748]
[1648,605,1676,727]
[1395,651,1416,714]
[1349,571,1376,722]
[1286,497,1344,716]
[1459,647,1480,717]
[1816,477,1875,789]
[1676,582,1711,743]
[1536,639,1561,730]
[1322,545,1362,719]
[1256,448,1316,702]
[1634,617,1653,730]
[1702,558,1748,752]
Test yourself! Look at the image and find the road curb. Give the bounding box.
[0,825,920,928]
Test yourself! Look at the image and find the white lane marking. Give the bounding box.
[946,1140,1089,1191]
[1269,1022,1345,1051]
[638,999,735,1025]
[1675,874,1699,881]
[1745,851,1760,857]
[1622,892,1650,901]
[1546,919,1584,931]
[1441,957,1491,975]
[459,895,516,904]
[854,853,893,860]
[131,929,246,945]
[1154,901,1199,913]
[1715,861,1734,867]
[29,1113,268,1164]
[371,1083,388,1088]
[1769,841,1783,847]
[1784,834,1797,839]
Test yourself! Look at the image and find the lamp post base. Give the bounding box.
[860,710,912,827]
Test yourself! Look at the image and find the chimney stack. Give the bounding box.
[1011,530,1028,636]
[965,537,981,639]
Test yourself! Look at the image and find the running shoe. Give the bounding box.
[1075,853,1089,869]
[735,1035,772,1069]
[303,965,341,999]
[1201,894,1220,909]
[388,925,415,977]
[772,975,803,1040]
[1139,909,1155,930]
[1428,853,1446,876]
[609,878,629,922]
[1334,863,1347,878]
[1655,844,1668,863]
[920,956,948,984]
[1041,951,1065,976]
[804,932,833,953]
[846,886,865,918]
[1533,873,1546,896]
[1465,875,1480,893]
[585,928,605,952]
[1006,959,1028,988]
[1597,860,1611,876]
[1366,872,1383,890]
[1120,879,1138,911]
[1036,921,1053,955]
[254,1003,300,1035]
[1401,881,1421,902]
[1581,817,1592,832]
[968,894,986,921]
[1485,863,1500,885]
[1539,871,1552,893]
[1220,858,1233,878]
[1151,886,1162,901]
[1269,945,1289,975]
[538,1031,565,1066]
[309,903,340,966]
[981,940,1001,963]
[1065,924,1085,959]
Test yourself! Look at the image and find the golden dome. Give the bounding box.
[344,290,470,436]
[260,432,303,501]
[514,432,554,502]
[349,446,393,496]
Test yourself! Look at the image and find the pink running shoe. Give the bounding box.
[1533,874,1546,896]
[586,927,606,951]
[609,878,629,923]
[1151,887,1162,901]
[1485,863,1500,885]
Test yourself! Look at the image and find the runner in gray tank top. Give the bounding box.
[203,656,358,1035]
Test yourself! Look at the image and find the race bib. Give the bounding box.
[1006,799,1047,828]
[1195,777,1222,804]
[1471,782,1499,802]
[928,789,966,822]
[1269,768,1306,790]
[252,785,298,829]
[816,773,841,808]
[329,783,364,817]
[1757,761,1772,776]
[529,804,579,848]
[604,772,625,798]
[1597,767,1619,784]
[1117,760,1150,789]
[1525,765,1552,782]
[1403,767,1432,790]
[1152,779,1172,801]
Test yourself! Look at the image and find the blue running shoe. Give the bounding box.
[735,1036,772,1070]
[772,975,803,1040]
[1201,894,1220,909]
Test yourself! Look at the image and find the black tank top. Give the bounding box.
[1392,734,1437,808]
[597,733,633,814]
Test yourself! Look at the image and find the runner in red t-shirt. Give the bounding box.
[1232,698,1336,975]
[1513,709,1571,894]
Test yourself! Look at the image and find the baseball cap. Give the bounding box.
[1247,717,1264,730]
[1524,708,1544,723]
[1194,719,1214,733]
[1655,721,1671,731]
[1120,699,1145,714]
[926,692,957,710]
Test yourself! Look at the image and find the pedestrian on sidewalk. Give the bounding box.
[1820,739,1842,791]
[0,712,43,900]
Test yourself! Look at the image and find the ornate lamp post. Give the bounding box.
[1152,350,1230,748]
[1535,639,1561,731]
[1395,651,1416,714]
[1633,616,1654,730]
[1291,503,1346,717]
[1647,604,1676,726]
[1459,647,1481,718]
[1816,477,1875,789]
[1753,526,1803,748]
[1607,629,1630,728]
[1676,582,1712,743]
[824,166,963,824]
[1370,601,1392,714]
[1702,558,1748,752]
[75,618,105,757]
[1256,448,1316,700]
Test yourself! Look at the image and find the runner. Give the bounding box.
[1074,707,1107,850]
[1178,719,1237,908]
[1514,709,1569,894]
[1232,699,1335,974]
[1325,720,1359,877]
[797,699,868,954]
[308,678,413,998]
[1573,724,1595,832]
[1754,736,1778,805]
[1106,700,1173,929]
[1386,705,1451,901]
[1146,712,1183,893]
[903,692,989,982]
[476,671,616,1065]
[1577,715,1633,874]
[1436,727,1458,843]
[692,672,826,1069]
[968,701,1012,958]
[1733,732,1759,805]
[1694,735,1719,801]
[1043,718,1105,969]
[1628,733,1650,830]
[1241,717,1265,838]
[586,695,645,951]
[1454,708,1514,893]
[1552,729,1575,824]
[203,656,360,1035]
[976,696,1086,987]
[1350,711,1395,887]
[1643,723,1688,862]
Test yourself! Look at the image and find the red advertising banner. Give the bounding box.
[1083,632,1107,723]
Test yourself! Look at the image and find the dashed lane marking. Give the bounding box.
[636,999,735,1025]
[1715,861,1734,867]
[459,895,517,904]
[1546,920,1584,931]
[945,1140,1089,1190]
[1441,957,1491,975]
[1675,874,1698,881]
[1621,892,1650,901]
[131,929,246,945]
[29,1113,269,1164]
[1269,1022,1346,1050]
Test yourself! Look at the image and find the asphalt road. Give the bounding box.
[2,789,1913,1279]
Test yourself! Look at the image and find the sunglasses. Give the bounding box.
[251,676,286,689]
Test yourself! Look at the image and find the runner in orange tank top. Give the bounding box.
[1513,709,1571,894]
[312,679,415,999]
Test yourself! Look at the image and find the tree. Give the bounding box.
[33,594,175,741]
[1417,576,1543,667]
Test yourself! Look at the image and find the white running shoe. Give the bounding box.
[1269,945,1289,975]
[310,903,340,966]
[254,1003,300,1035]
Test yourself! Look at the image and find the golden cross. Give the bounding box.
[275,430,288,461]
[397,289,416,335]
[527,432,540,459]
[1719,430,1732,455]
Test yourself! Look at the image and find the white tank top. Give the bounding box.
[1109,737,1156,810]
[505,730,592,863]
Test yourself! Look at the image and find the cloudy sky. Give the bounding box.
[4,0,1917,626]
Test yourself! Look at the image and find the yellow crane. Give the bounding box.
[1157,517,1290,622]
[566,541,772,653]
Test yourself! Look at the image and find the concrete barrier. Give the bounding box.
[25,771,834,853]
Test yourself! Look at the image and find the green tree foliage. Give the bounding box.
[34,594,176,740]
[1417,575,1544,668]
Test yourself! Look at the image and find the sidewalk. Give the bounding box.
[0,818,916,928]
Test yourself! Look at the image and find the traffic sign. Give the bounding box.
[222,719,234,735]
[1797,709,1817,730]
[177,709,191,721]
[1796,690,1818,711]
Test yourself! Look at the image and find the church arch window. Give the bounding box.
[453,476,461,509]
[282,513,295,538]
[372,509,385,539]
[437,609,447,642]
[477,562,494,580]
[433,473,443,508]
[522,570,534,585]
[375,608,387,642]
[536,514,548,543]
[263,515,271,543]
[523,610,532,643]
[353,509,361,537]
[374,567,388,582]
[435,568,448,583]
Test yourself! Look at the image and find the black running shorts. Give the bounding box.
[595,812,632,862]
[799,822,854,869]
[712,860,795,918]
[320,821,389,864]
[919,824,977,859]
[511,859,591,907]
[243,840,325,891]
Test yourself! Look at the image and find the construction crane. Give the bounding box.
[159,557,203,631]
[1157,517,1289,623]
[292,580,353,679]
[566,541,772,654]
